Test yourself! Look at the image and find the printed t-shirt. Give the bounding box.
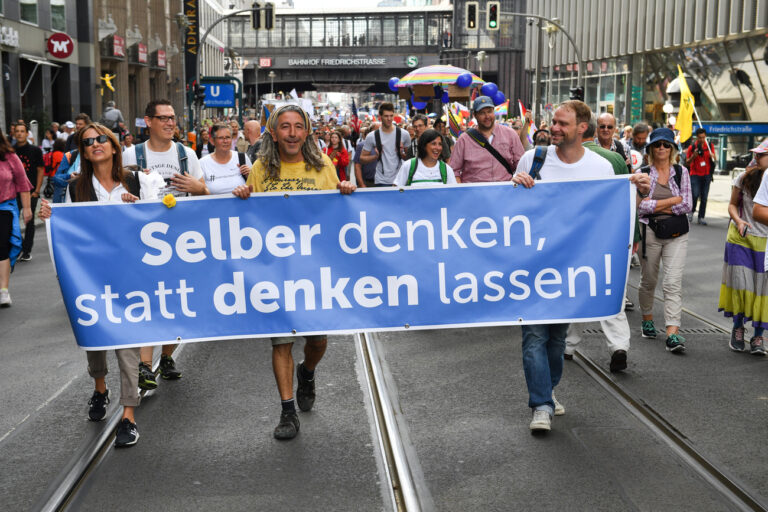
[122,143,203,199]
[361,127,411,185]
[13,143,44,188]
[199,151,251,195]
[246,154,339,193]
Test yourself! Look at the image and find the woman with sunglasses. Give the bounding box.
[198,123,250,195]
[39,123,157,447]
[636,128,692,353]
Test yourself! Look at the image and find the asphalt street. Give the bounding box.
[2,179,766,511]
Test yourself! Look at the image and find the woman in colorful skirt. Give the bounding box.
[719,139,768,355]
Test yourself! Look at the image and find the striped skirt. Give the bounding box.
[718,223,768,329]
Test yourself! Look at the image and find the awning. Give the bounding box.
[19,54,61,67]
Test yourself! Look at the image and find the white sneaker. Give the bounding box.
[530,410,551,432]
[0,288,10,307]
[552,393,565,416]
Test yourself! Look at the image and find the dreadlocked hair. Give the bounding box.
[258,105,325,180]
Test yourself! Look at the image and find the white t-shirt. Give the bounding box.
[199,151,251,195]
[65,173,158,203]
[122,142,203,199]
[514,145,614,181]
[751,170,768,208]
[393,158,457,187]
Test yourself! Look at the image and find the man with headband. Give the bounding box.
[232,104,355,440]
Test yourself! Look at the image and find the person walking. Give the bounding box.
[199,123,250,195]
[719,139,768,355]
[393,129,456,187]
[685,128,716,225]
[323,130,350,181]
[13,122,44,261]
[232,104,355,440]
[0,128,32,306]
[637,128,693,353]
[359,102,410,186]
[39,123,150,447]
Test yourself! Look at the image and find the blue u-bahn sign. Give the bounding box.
[204,83,236,108]
[700,122,768,136]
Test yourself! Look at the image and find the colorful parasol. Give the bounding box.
[395,65,484,87]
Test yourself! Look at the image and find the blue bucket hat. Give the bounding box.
[646,127,676,148]
[472,95,495,113]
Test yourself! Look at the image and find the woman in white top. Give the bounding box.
[198,123,251,195]
[39,123,150,447]
[394,129,457,187]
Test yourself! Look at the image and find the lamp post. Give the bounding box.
[476,50,487,80]
[268,70,276,95]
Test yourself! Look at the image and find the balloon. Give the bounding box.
[455,72,473,88]
[388,77,399,93]
[493,90,506,106]
[412,99,427,110]
[441,91,450,104]
[481,82,498,97]
[418,96,432,102]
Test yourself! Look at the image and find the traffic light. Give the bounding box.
[465,1,478,30]
[264,2,275,30]
[195,83,206,105]
[487,1,500,30]
[251,2,261,30]
[569,86,584,101]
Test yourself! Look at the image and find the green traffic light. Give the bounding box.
[490,21,497,28]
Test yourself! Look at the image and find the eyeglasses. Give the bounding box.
[599,125,614,129]
[151,115,176,123]
[215,136,232,141]
[83,134,109,146]
[652,141,674,150]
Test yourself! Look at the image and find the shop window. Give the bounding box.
[717,102,748,121]
[20,0,37,25]
[51,0,65,32]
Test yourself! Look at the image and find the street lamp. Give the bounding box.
[268,70,276,94]
[476,50,487,80]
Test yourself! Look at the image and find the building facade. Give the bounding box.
[525,0,768,129]
[0,0,96,135]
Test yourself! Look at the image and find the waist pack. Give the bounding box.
[646,214,689,239]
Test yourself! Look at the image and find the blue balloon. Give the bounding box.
[481,82,498,98]
[419,96,432,102]
[493,90,506,106]
[412,99,427,110]
[441,91,450,104]
[456,72,473,88]
[388,77,399,93]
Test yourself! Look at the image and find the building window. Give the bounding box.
[51,0,65,31]
[20,0,37,25]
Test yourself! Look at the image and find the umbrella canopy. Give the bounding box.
[396,65,484,87]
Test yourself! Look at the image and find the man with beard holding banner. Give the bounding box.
[232,104,356,440]
[513,101,650,434]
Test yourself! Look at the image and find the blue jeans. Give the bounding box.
[521,323,569,414]
[690,174,711,219]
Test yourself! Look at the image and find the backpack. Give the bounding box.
[406,158,448,185]
[134,142,189,175]
[237,152,246,167]
[374,128,403,166]
[528,146,548,179]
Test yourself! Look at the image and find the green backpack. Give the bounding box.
[405,158,448,185]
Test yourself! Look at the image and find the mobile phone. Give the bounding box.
[740,225,749,237]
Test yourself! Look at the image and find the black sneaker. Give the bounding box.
[666,333,686,353]
[624,297,634,311]
[641,320,657,339]
[159,354,182,380]
[610,350,627,373]
[115,418,139,447]
[296,363,315,412]
[18,253,31,262]
[88,389,109,421]
[273,411,299,440]
[138,362,157,390]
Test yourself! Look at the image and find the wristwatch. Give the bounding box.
[638,190,649,198]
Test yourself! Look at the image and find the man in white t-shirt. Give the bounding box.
[512,100,650,433]
[359,102,411,186]
[122,99,209,389]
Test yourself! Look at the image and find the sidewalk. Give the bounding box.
[701,173,733,219]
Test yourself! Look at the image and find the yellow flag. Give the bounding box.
[675,65,694,143]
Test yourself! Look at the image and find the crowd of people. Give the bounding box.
[2,90,763,444]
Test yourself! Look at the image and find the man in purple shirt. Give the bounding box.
[449,96,525,182]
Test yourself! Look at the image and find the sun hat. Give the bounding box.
[645,127,676,148]
[750,139,768,154]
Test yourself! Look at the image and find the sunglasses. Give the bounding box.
[83,134,109,146]
[652,141,674,149]
[599,125,615,129]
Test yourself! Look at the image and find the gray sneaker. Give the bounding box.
[750,336,766,356]
[0,288,10,307]
[729,326,746,352]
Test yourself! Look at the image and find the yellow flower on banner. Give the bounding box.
[162,194,176,208]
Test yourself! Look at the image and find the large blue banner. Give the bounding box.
[47,178,635,350]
